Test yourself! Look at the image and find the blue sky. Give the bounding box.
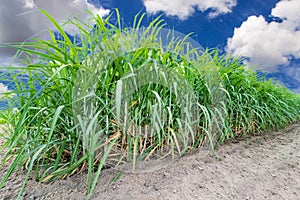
[0,0,299,93]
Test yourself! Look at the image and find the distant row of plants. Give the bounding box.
[0,10,300,199]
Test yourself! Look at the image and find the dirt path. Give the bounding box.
[1,122,300,200]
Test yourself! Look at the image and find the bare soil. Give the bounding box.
[1,122,300,200]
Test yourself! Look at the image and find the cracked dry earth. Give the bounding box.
[0,122,300,200]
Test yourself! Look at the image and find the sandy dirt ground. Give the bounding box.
[0,122,300,200]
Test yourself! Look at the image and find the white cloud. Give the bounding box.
[0,0,110,64]
[143,0,237,20]
[0,83,10,97]
[226,0,300,71]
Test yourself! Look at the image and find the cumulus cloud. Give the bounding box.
[0,0,110,61]
[143,0,237,20]
[226,0,300,71]
[0,83,11,97]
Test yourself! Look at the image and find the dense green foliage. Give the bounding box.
[0,10,299,199]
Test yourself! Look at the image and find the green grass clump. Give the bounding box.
[0,10,299,199]
[213,54,300,141]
